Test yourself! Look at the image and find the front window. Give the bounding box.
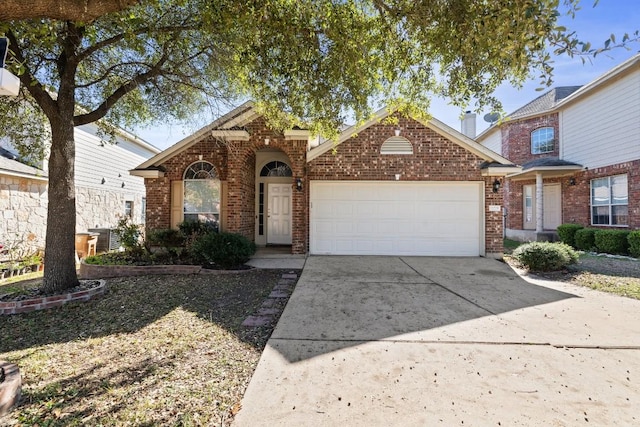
[531,127,554,154]
[591,174,628,226]
[124,200,133,217]
[183,161,220,227]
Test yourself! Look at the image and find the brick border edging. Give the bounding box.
[0,279,106,315]
[79,263,255,279]
[0,361,21,416]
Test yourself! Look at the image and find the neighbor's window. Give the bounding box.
[183,161,220,227]
[591,174,628,226]
[531,127,554,154]
[124,200,133,217]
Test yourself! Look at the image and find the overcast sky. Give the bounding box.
[133,0,640,150]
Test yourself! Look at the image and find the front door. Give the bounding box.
[267,183,292,244]
[523,183,562,230]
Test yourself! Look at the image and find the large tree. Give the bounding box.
[0,0,635,293]
[0,0,139,22]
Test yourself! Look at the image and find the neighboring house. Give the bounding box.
[476,53,640,241]
[0,123,160,251]
[132,103,519,258]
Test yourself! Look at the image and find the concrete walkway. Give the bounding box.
[234,256,640,426]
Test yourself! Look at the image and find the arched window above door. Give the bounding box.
[260,161,292,177]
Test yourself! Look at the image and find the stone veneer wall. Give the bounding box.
[75,186,147,231]
[307,115,505,256]
[0,175,48,251]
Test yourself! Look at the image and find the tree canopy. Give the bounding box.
[0,0,140,22]
[0,0,637,292]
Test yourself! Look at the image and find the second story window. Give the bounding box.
[531,127,554,154]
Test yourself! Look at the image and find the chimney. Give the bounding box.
[461,111,476,139]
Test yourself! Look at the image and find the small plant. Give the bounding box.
[629,230,640,258]
[512,241,578,272]
[594,229,630,255]
[189,231,256,269]
[114,216,144,252]
[574,228,597,251]
[556,223,584,248]
[179,220,218,238]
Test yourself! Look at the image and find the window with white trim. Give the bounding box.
[183,161,220,227]
[124,200,133,217]
[591,174,628,226]
[531,127,554,154]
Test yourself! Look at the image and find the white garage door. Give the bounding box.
[310,181,483,256]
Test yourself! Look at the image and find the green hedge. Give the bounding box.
[556,223,583,248]
[629,231,640,258]
[594,229,630,255]
[574,228,597,251]
[512,241,578,272]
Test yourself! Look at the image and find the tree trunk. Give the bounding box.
[41,115,80,294]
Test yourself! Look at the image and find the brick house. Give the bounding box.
[476,53,640,241]
[133,103,519,258]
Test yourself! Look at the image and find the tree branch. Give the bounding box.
[73,54,169,125]
[0,0,140,22]
[6,30,58,119]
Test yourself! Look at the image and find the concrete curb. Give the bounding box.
[0,361,21,417]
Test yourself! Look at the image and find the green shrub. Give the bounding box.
[556,223,584,248]
[114,216,143,251]
[574,228,597,251]
[179,220,218,238]
[189,232,256,269]
[147,228,185,248]
[628,231,640,258]
[594,229,630,255]
[512,241,578,272]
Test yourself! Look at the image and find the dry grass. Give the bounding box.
[0,270,296,426]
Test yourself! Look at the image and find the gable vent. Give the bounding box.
[380,136,413,155]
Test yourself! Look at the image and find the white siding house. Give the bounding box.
[1,123,159,251]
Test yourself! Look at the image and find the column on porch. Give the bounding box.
[535,172,544,233]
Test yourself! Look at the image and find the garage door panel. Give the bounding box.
[310,181,482,256]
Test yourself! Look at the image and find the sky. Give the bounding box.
[133,0,640,150]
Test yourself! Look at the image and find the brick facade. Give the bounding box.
[144,114,506,256]
[501,113,640,235]
[308,115,504,255]
[502,114,559,165]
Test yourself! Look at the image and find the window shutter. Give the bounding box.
[170,180,183,229]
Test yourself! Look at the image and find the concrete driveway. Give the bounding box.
[234,256,640,426]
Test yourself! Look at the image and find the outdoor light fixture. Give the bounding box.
[569,177,576,186]
[295,178,303,192]
[121,182,126,188]
[101,177,106,184]
[492,178,501,193]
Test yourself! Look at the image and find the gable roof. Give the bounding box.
[509,86,582,120]
[306,107,515,167]
[134,101,256,170]
[0,146,47,180]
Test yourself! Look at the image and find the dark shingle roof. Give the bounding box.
[510,86,582,119]
[522,157,582,170]
[0,146,47,178]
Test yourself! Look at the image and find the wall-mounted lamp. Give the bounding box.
[395,173,401,181]
[395,129,401,137]
[492,178,501,193]
[569,177,576,186]
[295,178,303,192]
[101,177,106,184]
[121,182,126,188]
[264,138,270,146]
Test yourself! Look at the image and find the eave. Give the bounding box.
[507,165,584,181]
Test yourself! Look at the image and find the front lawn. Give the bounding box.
[504,238,640,300]
[0,270,294,426]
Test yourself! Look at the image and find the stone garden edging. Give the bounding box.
[0,279,107,315]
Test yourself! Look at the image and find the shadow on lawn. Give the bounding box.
[0,269,291,354]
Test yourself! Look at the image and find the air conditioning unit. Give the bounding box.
[88,228,122,252]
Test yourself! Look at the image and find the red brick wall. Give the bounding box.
[502,114,559,165]
[308,115,504,255]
